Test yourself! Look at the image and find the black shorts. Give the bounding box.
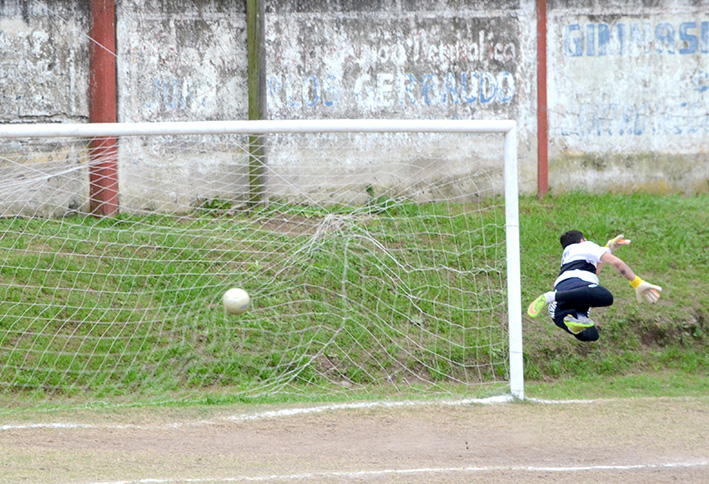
[548,278,613,341]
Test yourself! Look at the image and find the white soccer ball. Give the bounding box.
[222,288,250,315]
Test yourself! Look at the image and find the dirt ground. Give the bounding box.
[1,396,708,484]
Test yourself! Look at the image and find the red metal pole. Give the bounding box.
[89,0,119,216]
[537,0,549,197]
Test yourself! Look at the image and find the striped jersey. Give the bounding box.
[553,240,610,287]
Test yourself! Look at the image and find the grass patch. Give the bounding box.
[526,368,709,400]
[520,192,708,385]
[0,192,707,411]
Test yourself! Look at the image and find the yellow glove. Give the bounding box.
[629,276,662,303]
[605,234,631,252]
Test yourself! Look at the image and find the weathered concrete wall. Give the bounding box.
[0,1,89,122]
[115,0,535,209]
[117,0,247,122]
[0,0,250,216]
[0,1,90,217]
[266,1,530,121]
[114,0,248,212]
[1,0,708,217]
[548,0,709,194]
[262,0,536,203]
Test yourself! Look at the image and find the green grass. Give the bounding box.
[519,192,708,386]
[525,370,709,400]
[0,201,510,405]
[0,192,707,410]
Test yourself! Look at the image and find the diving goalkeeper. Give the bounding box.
[527,230,662,342]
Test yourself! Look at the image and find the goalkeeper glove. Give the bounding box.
[605,234,630,252]
[629,276,662,303]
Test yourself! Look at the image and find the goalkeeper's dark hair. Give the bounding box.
[560,230,585,249]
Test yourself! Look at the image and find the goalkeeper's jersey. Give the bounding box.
[553,240,610,287]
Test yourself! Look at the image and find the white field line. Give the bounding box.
[224,395,515,423]
[0,395,516,431]
[2,395,690,431]
[3,397,706,484]
[75,461,709,484]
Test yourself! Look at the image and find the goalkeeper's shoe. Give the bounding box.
[563,314,595,335]
[527,295,547,318]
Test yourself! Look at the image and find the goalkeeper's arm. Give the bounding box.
[597,234,630,276]
[599,252,662,303]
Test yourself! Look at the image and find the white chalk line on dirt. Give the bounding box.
[0,395,516,431]
[7,395,695,432]
[75,461,709,484]
[0,395,654,431]
[6,395,696,432]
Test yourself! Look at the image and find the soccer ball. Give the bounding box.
[222,288,250,315]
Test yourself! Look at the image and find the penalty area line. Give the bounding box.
[74,460,709,484]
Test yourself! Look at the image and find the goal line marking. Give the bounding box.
[0,396,513,431]
[1,395,681,431]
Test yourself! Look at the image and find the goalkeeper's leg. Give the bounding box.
[551,308,600,341]
[548,280,614,342]
[571,324,599,342]
[555,282,613,308]
[528,280,613,318]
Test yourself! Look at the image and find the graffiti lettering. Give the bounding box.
[565,21,709,56]
[267,72,515,110]
[560,101,709,137]
[145,78,215,112]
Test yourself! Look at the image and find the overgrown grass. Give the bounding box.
[0,199,511,407]
[519,192,708,387]
[0,192,707,409]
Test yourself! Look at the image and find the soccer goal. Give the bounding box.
[0,119,523,408]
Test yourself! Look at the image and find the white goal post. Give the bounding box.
[0,119,523,403]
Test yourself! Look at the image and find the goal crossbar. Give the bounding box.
[0,119,517,138]
[0,119,524,400]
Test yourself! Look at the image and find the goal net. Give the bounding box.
[0,120,522,409]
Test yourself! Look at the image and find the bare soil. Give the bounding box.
[1,396,708,484]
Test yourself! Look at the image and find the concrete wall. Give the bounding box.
[114,0,248,212]
[262,0,535,204]
[548,0,709,194]
[117,0,247,122]
[0,1,89,122]
[0,1,90,217]
[1,0,707,216]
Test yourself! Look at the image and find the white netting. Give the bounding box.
[0,127,512,408]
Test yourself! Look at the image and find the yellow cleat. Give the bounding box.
[563,314,595,334]
[527,295,547,318]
